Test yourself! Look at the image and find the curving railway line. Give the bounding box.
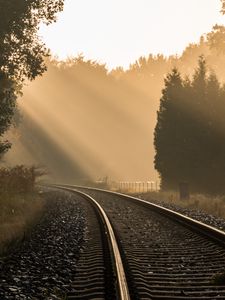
[54,184,225,300]
[57,187,130,300]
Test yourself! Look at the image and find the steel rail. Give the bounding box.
[55,185,131,300]
[51,184,225,299]
[56,184,225,248]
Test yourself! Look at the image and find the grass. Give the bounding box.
[0,191,44,255]
[128,190,225,219]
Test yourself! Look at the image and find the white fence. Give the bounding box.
[116,181,159,193]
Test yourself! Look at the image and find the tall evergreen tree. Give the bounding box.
[154,68,185,190]
[154,57,225,194]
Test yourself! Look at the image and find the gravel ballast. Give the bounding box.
[0,188,86,300]
[134,193,225,231]
[81,190,225,299]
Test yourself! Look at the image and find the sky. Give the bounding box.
[40,0,225,69]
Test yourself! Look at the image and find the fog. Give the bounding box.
[5,58,156,183]
[4,27,225,184]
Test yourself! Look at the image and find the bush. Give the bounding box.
[0,165,45,194]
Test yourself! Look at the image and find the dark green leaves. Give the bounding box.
[154,57,225,194]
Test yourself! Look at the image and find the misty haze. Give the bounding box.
[1,1,225,299]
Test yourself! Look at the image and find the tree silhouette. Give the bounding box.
[154,57,225,194]
[221,0,225,14]
[0,0,64,156]
[154,68,185,190]
[207,25,225,54]
[0,0,64,81]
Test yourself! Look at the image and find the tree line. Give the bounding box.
[2,1,225,193]
[154,56,225,194]
[8,24,225,184]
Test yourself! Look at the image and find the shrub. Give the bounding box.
[0,165,45,194]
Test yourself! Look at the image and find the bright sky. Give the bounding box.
[39,0,225,70]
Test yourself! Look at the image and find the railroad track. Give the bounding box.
[56,186,130,300]
[55,184,225,299]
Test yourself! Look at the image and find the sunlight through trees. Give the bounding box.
[0,1,64,157]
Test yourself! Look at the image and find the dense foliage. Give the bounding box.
[0,0,64,81]
[221,0,225,14]
[154,56,225,194]
[0,0,64,157]
[0,165,45,193]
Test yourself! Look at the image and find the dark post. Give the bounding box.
[179,182,190,200]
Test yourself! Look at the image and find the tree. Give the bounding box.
[0,0,64,156]
[0,73,17,158]
[221,0,225,15]
[154,57,225,194]
[0,0,64,81]
[154,68,185,190]
[207,25,225,54]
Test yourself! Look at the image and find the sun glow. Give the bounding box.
[39,0,225,69]
[6,1,225,184]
